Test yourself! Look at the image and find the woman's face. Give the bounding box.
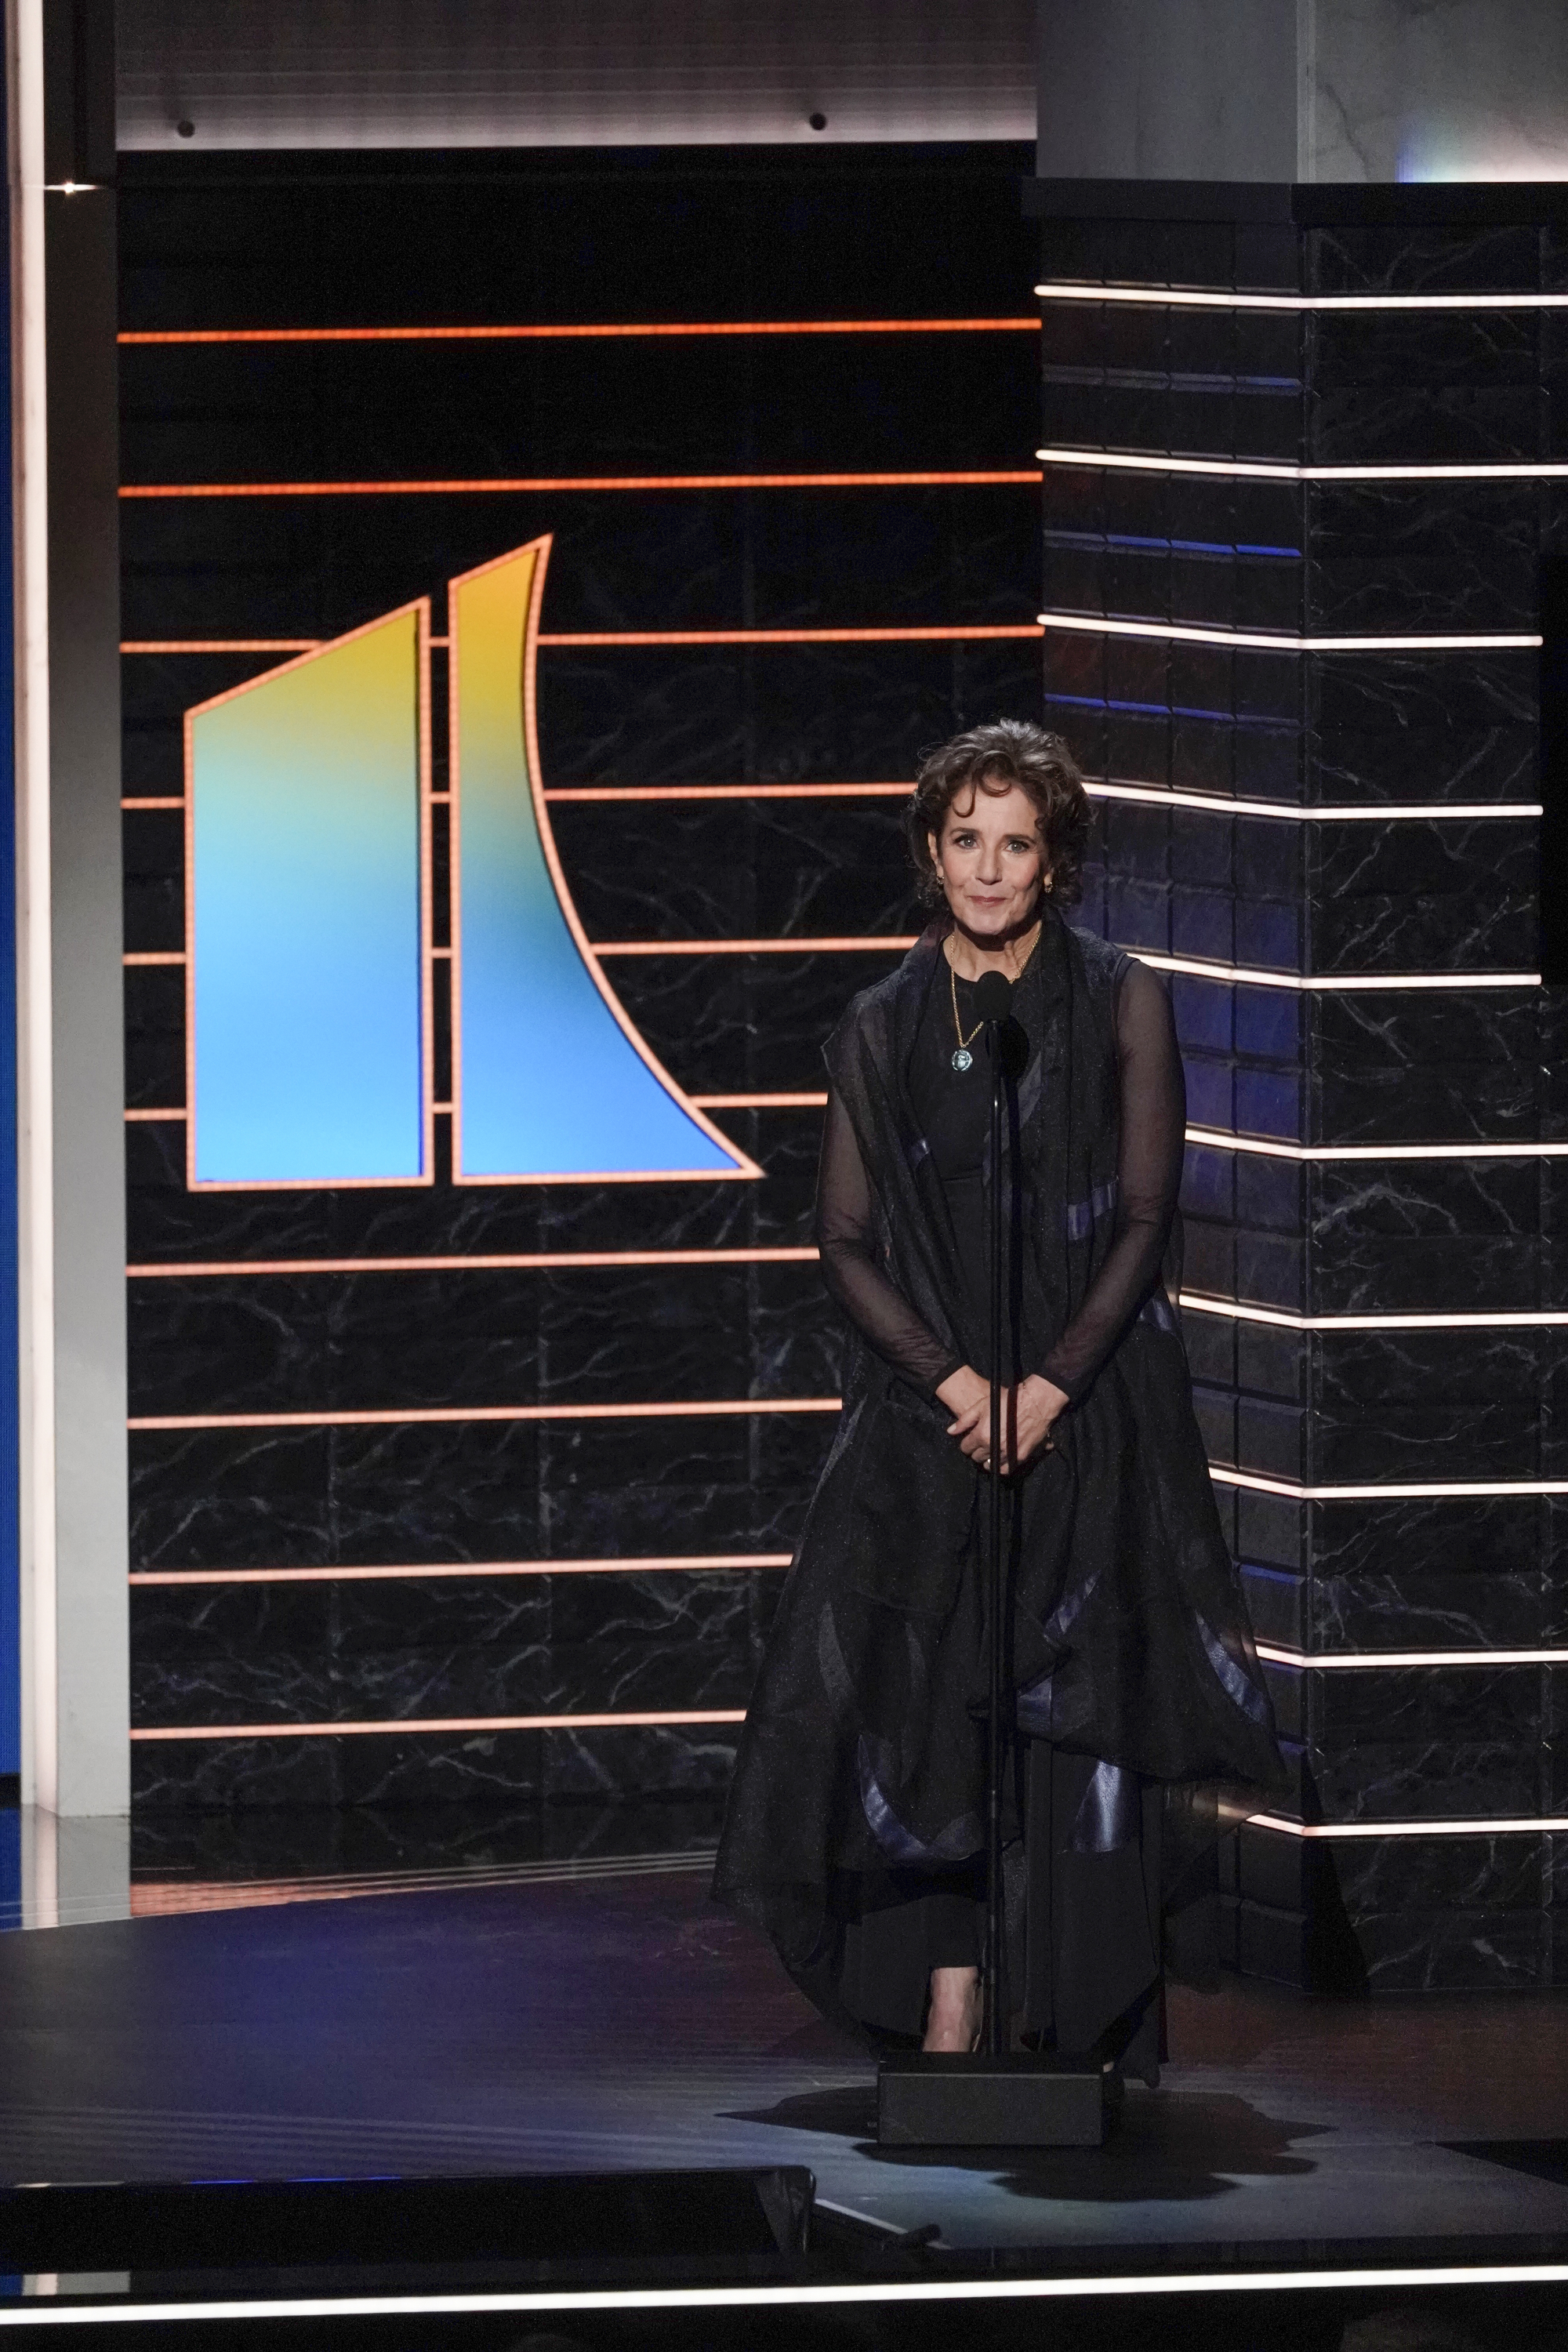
[928,781,1047,941]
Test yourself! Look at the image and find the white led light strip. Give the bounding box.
[1257,1642,1568,1670]
[1144,953,1536,990]
[1090,779,1541,822]
[2,2267,1566,2325]
[1039,444,1568,483]
[1187,1126,1568,1162]
[1036,281,1568,312]
[1181,1291,1568,1333]
[1211,1465,1568,1500]
[1250,1813,1568,1839]
[1040,608,1540,653]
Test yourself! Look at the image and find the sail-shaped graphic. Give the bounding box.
[187,603,432,1189]
[449,539,758,1183]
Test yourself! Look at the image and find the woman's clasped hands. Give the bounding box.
[934,1364,1067,1475]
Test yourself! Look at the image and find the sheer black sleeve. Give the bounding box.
[815,1088,965,1396]
[1038,959,1185,1403]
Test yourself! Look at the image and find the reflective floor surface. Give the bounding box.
[0,1805,1564,2270]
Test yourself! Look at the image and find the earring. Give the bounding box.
[1044,874,1054,894]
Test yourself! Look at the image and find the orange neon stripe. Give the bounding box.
[126,1246,820,1278]
[121,626,1040,655]
[118,318,1040,347]
[132,936,908,964]
[125,1859,718,1915]
[691,1091,828,1108]
[546,782,910,801]
[134,1556,786,1588]
[130,1708,748,1741]
[122,1094,823,1121]
[130,1555,793,1586]
[129,1397,840,1432]
[124,783,914,808]
[597,936,913,955]
[122,637,318,653]
[540,624,1042,647]
[121,470,1040,499]
[122,1876,502,1916]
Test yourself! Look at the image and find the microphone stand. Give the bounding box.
[875,967,1115,2148]
[982,981,1010,2060]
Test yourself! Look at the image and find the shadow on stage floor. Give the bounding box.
[728,2082,1327,2204]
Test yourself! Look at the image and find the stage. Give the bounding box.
[0,1819,1565,2273]
[0,25,1566,2344]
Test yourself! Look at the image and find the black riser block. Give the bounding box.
[877,2053,1114,2148]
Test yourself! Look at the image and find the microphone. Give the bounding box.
[975,970,1013,1025]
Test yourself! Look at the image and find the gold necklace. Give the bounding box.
[947,921,1042,1073]
[949,953,985,1072]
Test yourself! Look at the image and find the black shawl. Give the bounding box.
[713,910,1286,2015]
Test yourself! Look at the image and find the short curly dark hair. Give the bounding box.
[906,720,1092,909]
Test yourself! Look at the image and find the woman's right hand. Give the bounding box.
[937,1365,1065,1472]
[936,1365,993,1464]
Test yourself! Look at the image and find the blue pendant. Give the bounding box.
[952,1047,973,1073]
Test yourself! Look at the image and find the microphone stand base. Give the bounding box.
[876,2052,1120,2149]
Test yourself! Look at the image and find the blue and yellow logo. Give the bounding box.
[187,537,757,1191]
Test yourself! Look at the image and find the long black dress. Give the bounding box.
[713,909,1285,2061]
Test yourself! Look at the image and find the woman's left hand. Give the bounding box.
[1007,1374,1069,1469]
[946,1371,1069,1472]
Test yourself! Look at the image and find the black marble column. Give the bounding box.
[1036,183,1567,1991]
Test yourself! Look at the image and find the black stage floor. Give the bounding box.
[2,1822,1568,2352]
[0,1838,1566,2267]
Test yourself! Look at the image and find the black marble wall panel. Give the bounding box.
[1307,480,1541,635]
[596,950,899,1093]
[1040,296,1301,467]
[1045,629,1301,800]
[130,1566,772,1730]
[1308,650,1538,805]
[122,1790,728,1886]
[1307,226,1544,297]
[119,485,1042,643]
[129,1258,841,1419]
[122,331,1040,487]
[130,1719,750,1812]
[129,1406,837,1571]
[122,147,1041,332]
[124,965,186,1109]
[119,145,1042,1813]
[546,798,921,945]
[1037,219,1299,297]
[1043,205,1568,1990]
[1311,1161,1547,1313]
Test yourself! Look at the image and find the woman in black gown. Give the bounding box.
[714,721,1284,2067]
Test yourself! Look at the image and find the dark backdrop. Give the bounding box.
[118,144,1044,1860]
